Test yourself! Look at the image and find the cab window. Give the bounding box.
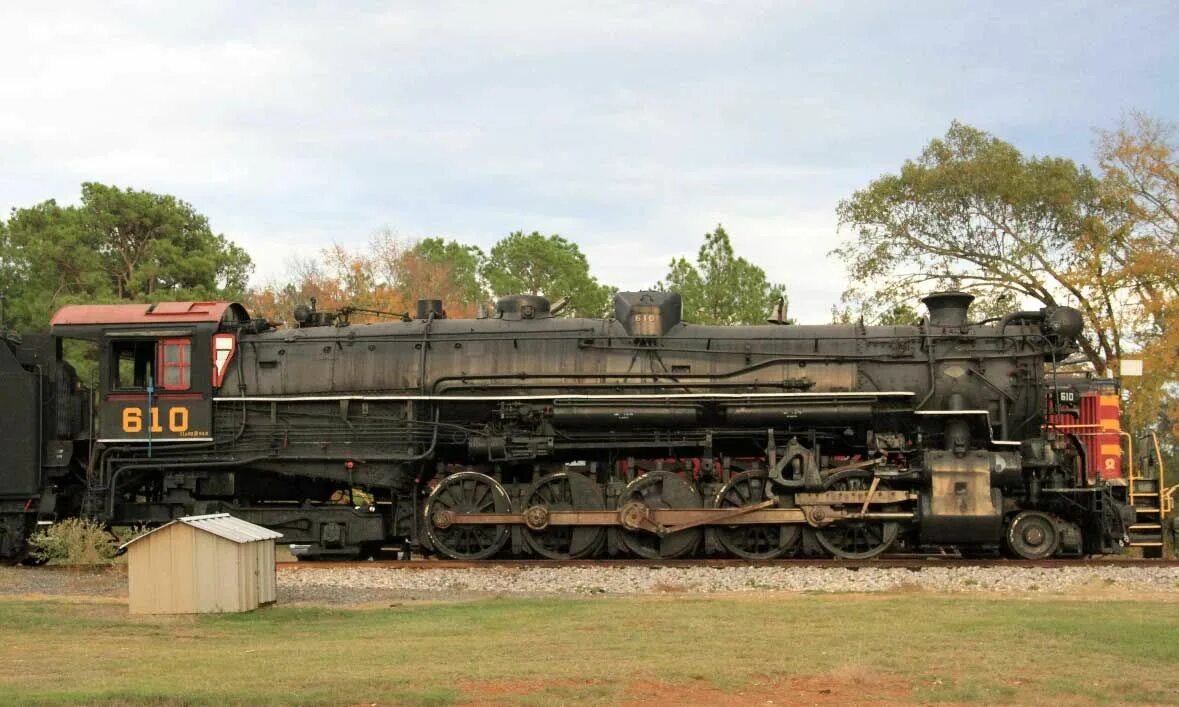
[111,341,156,390]
[157,338,192,391]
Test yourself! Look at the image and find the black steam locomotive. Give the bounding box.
[0,290,1131,561]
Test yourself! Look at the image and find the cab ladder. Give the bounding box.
[1127,432,1168,558]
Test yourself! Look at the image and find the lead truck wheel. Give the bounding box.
[1005,511,1060,560]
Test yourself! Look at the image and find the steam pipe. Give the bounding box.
[998,311,1043,329]
[915,322,937,410]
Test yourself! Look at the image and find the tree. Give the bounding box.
[834,118,1179,438]
[832,301,922,326]
[481,231,612,316]
[2,200,100,328]
[660,225,786,325]
[0,219,12,329]
[833,122,1125,374]
[876,302,922,326]
[247,232,486,325]
[1,183,252,330]
[1094,113,1179,434]
[80,183,251,300]
[408,237,486,311]
[0,218,9,285]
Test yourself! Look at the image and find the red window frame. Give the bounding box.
[157,338,192,391]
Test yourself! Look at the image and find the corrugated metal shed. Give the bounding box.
[123,514,282,615]
[121,513,283,549]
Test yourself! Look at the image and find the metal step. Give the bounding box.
[1130,500,1161,507]
[1128,523,1162,532]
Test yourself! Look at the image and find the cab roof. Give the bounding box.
[50,302,249,337]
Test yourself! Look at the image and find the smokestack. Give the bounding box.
[921,292,974,328]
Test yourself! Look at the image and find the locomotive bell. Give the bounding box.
[613,291,682,337]
[921,291,974,327]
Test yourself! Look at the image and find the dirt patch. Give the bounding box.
[460,678,604,705]
[650,581,689,593]
[623,672,911,706]
[461,670,912,706]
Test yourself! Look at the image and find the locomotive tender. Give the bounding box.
[0,290,1132,561]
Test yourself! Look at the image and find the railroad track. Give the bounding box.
[278,557,1179,571]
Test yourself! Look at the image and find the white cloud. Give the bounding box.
[1,1,1177,324]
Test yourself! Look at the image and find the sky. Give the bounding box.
[1,1,1177,322]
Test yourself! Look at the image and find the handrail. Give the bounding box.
[1151,431,1171,515]
[1123,431,1136,485]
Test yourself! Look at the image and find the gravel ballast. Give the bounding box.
[4,565,1178,605]
[277,565,1179,604]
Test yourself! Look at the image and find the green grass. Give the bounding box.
[1,595,1178,705]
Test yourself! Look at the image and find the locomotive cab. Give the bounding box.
[50,302,250,444]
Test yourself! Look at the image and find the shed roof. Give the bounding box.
[120,513,283,549]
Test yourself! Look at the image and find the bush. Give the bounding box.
[27,518,119,564]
